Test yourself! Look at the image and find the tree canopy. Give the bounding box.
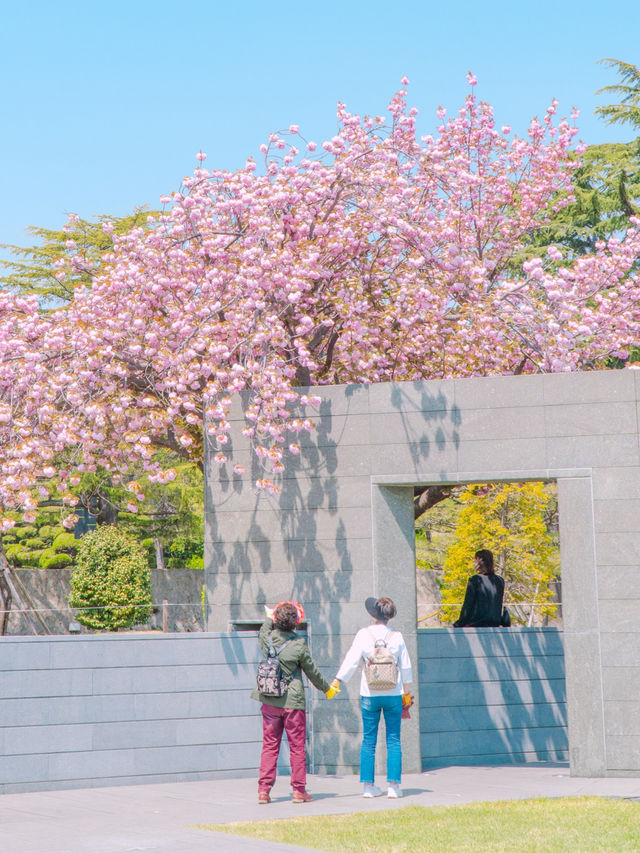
[596,59,640,131]
[1,77,640,528]
[438,482,559,626]
[0,211,154,304]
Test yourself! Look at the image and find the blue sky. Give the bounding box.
[1,0,638,263]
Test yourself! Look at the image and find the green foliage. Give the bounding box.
[4,544,31,566]
[595,58,640,131]
[415,496,461,573]
[38,547,56,567]
[69,526,153,630]
[439,482,559,626]
[67,454,204,569]
[40,552,73,570]
[28,548,47,564]
[0,210,155,304]
[166,536,204,569]
[15,525,37,539]
[52,532,80,554]
[2,514,73,569]
[507,61,640,267]
[530,141,640,257]
[38,525,65,543]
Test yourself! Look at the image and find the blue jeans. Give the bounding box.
[360,695,403,784]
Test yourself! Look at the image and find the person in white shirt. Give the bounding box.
[329,597,413,799]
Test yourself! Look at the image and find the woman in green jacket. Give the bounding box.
[252,600,336,804]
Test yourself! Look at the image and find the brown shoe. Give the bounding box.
[258,791,271,804]
[292,790,313,804]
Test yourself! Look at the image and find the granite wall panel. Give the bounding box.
[198,372,640,777]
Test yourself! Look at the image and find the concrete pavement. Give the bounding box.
[2,766,640,853]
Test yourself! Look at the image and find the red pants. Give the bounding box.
[258,704,307,793]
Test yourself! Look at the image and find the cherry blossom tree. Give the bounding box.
[2,77,640,534]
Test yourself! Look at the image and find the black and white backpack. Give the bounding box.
[256,634,295,697]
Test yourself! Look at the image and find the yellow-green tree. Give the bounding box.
[440,482,559,626]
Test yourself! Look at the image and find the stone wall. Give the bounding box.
[419,627,567,767]
[0,633,260,794]
[4,568,204,635]
[0,627,566,794]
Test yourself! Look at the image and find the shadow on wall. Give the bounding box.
[206,393,352,639]
[205,380,465,774]
[388,382,461,472]
[418,627,568,768]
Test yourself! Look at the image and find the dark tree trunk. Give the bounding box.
[0,560,12,636]
[414,485,452,520]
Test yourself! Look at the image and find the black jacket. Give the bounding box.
[453,573,505,627]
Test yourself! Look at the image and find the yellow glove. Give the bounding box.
[325,679,341,699]
[402,693,414,709]
[264,605,274,619]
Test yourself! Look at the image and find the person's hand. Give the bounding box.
[325,679,341,699]
[402,693,414,709]
[264,605,274,619]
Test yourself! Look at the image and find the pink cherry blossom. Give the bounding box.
[0,78,638,515]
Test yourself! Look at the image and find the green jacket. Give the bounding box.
[251,617,330,710]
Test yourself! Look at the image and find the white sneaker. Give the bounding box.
[363,784,383,798]
[387,783,403,798]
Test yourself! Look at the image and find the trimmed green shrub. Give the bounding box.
[28,548,46,564]
[41,553,73,570]
[38,525,65,543]
[52,532,80,554]
[38,547,56,568]
[5,544,25,560]
[186,555,204,570]
[14,525,37,540]
[69,526,153,630]
[25,537,46,549]
[5,544,32,566]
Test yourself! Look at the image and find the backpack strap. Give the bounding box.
[267,632,292,656]
[269,633,298,677]
[367,627,398,663]
[367,627,394,647]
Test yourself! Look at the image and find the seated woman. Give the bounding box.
[453,549,505,628]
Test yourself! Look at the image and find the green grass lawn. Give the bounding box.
[198,796,640,852]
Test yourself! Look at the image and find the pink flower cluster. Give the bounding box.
[1,79,639,520]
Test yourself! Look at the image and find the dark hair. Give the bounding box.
[274,602,298,632]
[375,597,397,623]
[475,549,495,575]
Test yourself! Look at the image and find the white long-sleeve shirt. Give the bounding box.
[335,623,412,697]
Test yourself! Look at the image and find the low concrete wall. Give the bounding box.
[0,633,261,794]
[5,568,204,635]
[1,628,567,794]
[419,627,567,767]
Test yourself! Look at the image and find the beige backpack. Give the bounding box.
[364,629,398,690]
